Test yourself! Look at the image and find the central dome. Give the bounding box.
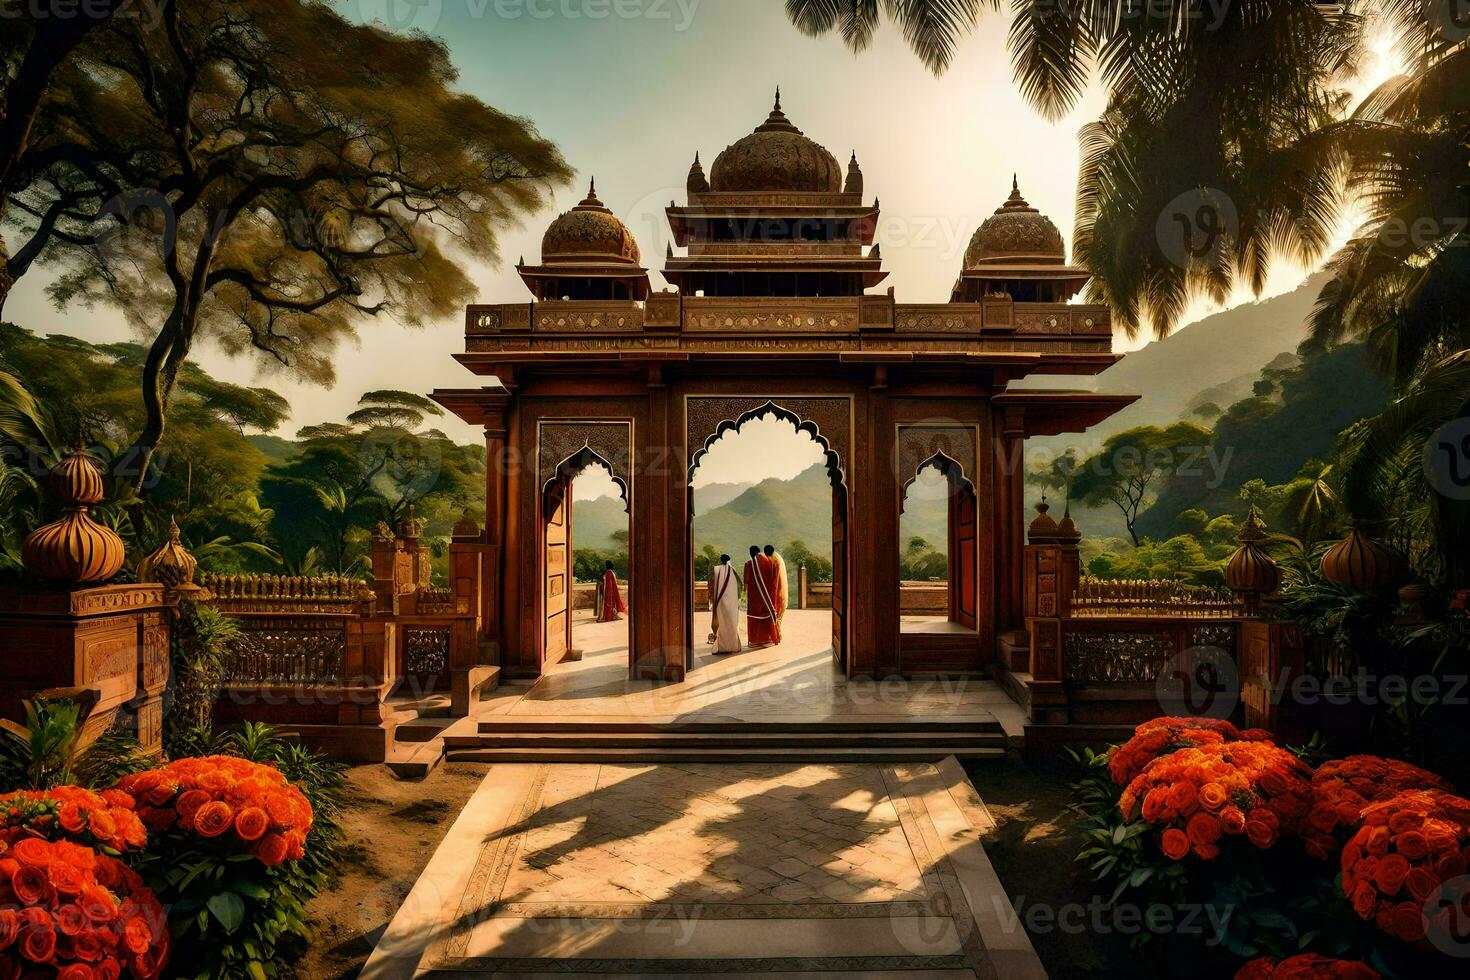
[709,91,844,194]
[964,177,1066,267]
[541,180,641,265]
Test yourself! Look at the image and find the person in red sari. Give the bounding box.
[742,545,782,647]
[596,560,626,622]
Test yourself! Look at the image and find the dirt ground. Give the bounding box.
[296,762,487,980]
[965,759,1101,979]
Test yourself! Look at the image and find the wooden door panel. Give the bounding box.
[544,482,569,663]
[951,484,978,630]
[832,488,847,668]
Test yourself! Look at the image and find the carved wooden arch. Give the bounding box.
[686,397,851,488]
[897,425,979,512]
[537,421,632,505]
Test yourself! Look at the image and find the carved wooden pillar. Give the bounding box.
[501,393,524,672]
[994,406,1027,637]
[866,373,899,678]
[479,391,512,655]
[1024,500,1068,722]
[633,364,680,680]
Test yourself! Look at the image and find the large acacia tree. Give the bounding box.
[7,0,569,494]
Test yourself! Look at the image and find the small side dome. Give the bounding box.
[709,90,844,194]
[964,176,1066,267]
[541,179,641,265]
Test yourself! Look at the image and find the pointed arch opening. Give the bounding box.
[686,397,852,678]
[901,453,978,635]
[539,438,631,674]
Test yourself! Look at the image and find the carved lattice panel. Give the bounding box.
[896,425,979,498]
[224,619,347,685]
[1064,628,1178,683]
[687,397,850,484]
[403,626,451,677]
[537,421,633,499]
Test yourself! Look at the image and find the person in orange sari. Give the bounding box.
[596,560,626,622]
[742,545,782,647]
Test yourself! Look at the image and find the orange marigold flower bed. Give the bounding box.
[1120,741,1313,860]
[1108,716,1274,787]
[1235,953,1379,979]
[1303,756,1454,862]
[1340,789,1470,943]
[0,787,147,855]
[114,756,311,866]
[0,836,168,978]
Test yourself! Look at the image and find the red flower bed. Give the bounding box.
[1120,741,1314,860]
[1303,756,1455,862]
[0,836,168,977]
[1235,953,1379,979]
[0,788,147,856]
[1108,716,1274,787]
[115,756,311,866]
[1340,789,1470,942]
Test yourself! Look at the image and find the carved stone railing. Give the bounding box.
[221,617,348,686]
[200,572,367,614]
[1060,617,1242,683]
[1070,577,1243,619]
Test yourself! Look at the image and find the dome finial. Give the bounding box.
[1013,172,1018,193]
[774,85,781,111]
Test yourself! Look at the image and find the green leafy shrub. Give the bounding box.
[0,691,149,791]
[164,601,243,757]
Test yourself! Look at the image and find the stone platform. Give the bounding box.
[364,758,1041,978]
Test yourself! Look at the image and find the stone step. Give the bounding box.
[449,729,1006,750]
[476,717,1004,735]
[445,744,1007,764]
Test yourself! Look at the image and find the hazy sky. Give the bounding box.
[7,1,1402,502]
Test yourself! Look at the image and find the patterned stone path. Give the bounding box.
[363,760,1044,979]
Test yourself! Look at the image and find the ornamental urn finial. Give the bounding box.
[1028,496,1060,544]
[396,504,424,540]
[1320,517,1410,593]
[1057,499,1081,543]
[1225,506,1280,615]
[139,515,199,591]
[21,445,126,584]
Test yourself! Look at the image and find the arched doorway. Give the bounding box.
[539,441,630,672]
[685,399,851,675]
[900,452,978,635]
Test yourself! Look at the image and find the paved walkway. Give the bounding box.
[364,758,1042,978]
[474,610,1023,736]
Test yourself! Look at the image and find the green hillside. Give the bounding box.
[570,495,630,552]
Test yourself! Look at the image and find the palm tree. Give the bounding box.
[1300,27,1470,583]
[787,1,1374,336]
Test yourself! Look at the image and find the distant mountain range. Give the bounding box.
[571,463,949,558]
[1028,271,1328,459]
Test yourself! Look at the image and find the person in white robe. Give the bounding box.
[707,554,742,654]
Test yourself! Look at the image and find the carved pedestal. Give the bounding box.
[0,584,170,753]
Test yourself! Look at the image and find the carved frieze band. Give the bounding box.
[897,425,979,495]
[537,421,633,500]
[686,397,850,483]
